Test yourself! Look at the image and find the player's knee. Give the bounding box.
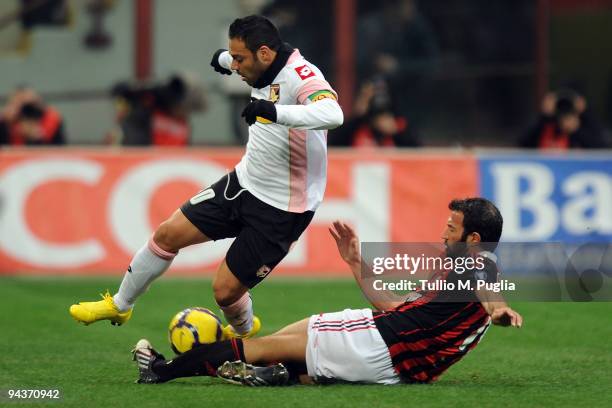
[152,221,182,253]
[212,279,243,306]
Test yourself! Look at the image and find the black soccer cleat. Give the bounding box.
[131,339,166,384]
[217,361,290,387]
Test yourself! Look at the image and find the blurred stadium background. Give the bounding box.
[0,1,610,407]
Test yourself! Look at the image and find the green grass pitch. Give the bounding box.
[1,276,611,408]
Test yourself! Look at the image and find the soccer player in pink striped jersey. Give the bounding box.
[69,15,343,339]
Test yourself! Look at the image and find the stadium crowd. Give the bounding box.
[0,0,611,148]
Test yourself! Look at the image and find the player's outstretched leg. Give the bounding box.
[132,339,246,384]
[130,318,309,385]
[68,239,176,326]
[69,209,208,326]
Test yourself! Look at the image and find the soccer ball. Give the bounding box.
[168,307,224,354]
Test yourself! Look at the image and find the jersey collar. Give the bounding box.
[253,43,295,89]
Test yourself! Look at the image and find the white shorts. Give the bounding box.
[305,308,400,385]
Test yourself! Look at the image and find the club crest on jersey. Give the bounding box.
[295,64,315,80]
[256,265,272,278]
[269,84,280,103]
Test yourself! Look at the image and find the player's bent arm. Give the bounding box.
[329,221,403,311]
[275,98,344,130]
[345,259,403,311]
[475,288,523,328]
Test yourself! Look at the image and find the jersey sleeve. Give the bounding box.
[273,61,343,130]
[290,64,338,105]
[275,98,343,130]
[468,253,499,285]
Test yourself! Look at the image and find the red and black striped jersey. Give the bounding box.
[373,256,498,383]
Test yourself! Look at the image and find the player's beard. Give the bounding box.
[445,240,469,259]
[244,56,267,87]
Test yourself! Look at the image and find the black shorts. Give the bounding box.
[180,171,314,288]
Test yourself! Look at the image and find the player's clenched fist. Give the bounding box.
[210,49,232,75]
[241,98,277,125]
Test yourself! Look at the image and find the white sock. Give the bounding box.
[219,292,253,335]
[113,239,177,312]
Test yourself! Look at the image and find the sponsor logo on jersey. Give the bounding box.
[295,64,315,80]
[256,265,272,278]
[269,84,280,103]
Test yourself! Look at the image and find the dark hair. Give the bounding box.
[229,15,282,53]
[448,197,503,250]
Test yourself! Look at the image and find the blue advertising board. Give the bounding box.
[479,153,611,242]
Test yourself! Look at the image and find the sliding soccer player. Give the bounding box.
[132,198,523,385]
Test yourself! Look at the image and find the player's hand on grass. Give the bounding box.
[241,98,277,125]
[210,49,232,75]
[329,221,361,266]
[491,307,523,328]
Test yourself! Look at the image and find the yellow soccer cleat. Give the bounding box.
[69,292,132,326]
[222,316,262,339]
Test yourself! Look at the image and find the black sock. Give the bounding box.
[153,339,245,381]
[283,361,308,383]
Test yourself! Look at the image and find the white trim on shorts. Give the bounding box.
[305,308,401,385]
